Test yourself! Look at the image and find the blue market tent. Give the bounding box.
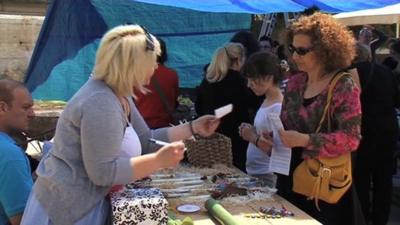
[134,0,400,14]
[25,0,400,100]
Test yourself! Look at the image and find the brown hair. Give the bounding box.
[0,79,26,106]
[242,52,283,85]
[287,12,356,73]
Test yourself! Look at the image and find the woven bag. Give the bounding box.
[184,132,233,168]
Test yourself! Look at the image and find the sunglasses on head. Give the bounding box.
[288,44,313,56]
[139,25,155,52]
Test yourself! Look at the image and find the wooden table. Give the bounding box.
[111,164,321,224]
[168,194,321,225]
[164,165,322,225]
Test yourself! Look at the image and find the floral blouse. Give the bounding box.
[280,72,361,158]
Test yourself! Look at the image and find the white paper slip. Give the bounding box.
[214,104,233,119]
[268,114,292,176]
[269,143,292,176]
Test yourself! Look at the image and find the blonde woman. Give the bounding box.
[21,25,219,225]
[195,42,253,172]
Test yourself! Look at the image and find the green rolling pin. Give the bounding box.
[205,198,240,225]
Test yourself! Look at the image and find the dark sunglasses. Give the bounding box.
[139,25,155,52]
[288,44,313,56]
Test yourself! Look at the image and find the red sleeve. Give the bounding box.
[305,75,362,157]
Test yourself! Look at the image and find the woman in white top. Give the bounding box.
[239,52,284,187]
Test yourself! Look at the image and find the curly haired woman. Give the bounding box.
[277,13,365,225]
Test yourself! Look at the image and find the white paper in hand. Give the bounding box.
[214,104,233,119]
[267,113,291,176]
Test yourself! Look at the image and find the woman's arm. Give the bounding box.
[130,98,219,153]
[129,142,185,180]
[305,76,362,157]
[239,123,272,151]
[80,94,133,186]
[80,94,187,185]
[279,76,362,158]
[167,115,220,141]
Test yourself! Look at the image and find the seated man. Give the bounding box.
[0,79,34,225]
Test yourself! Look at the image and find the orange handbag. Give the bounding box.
[292,72,353,210]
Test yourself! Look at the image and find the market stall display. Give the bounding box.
[110,164,321,225]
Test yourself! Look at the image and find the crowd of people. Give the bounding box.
[1,11,400,225]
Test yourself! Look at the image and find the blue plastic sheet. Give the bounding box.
[25,0,400,100]
[26,0,250,100]
[134,0,400,13]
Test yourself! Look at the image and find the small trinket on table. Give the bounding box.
[176,204,201,213]
[259,205,295,219]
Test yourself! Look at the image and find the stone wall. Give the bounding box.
[0,14,44,81]
[0,0,48,16]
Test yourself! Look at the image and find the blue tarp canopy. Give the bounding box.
[25,0,400,100]
[134,0,400,14]
[26,0,251,100]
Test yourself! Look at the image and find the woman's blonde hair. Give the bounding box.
[92,24,160,97]
[206,42,245,83]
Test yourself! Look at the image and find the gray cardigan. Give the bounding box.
[33,79,169,225]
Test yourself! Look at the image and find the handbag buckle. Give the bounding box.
[320,167,332,178]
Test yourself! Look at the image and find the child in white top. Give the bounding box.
[239,52,284,187]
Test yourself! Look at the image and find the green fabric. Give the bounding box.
[167,211,193,225]
[167,216,193,225]
[205,198,240,225]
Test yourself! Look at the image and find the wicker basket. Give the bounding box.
[184,132,233,168]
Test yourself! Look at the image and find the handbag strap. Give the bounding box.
[310,71,352,211]
[151,76,175,117]
[315,72,351,133]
